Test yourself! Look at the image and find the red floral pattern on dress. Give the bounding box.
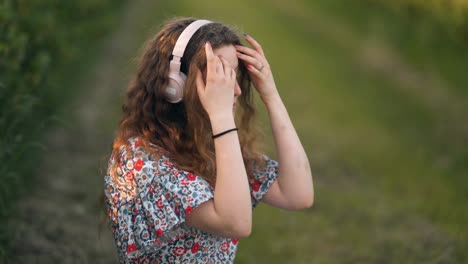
[125,171,134,182]
[187,172,196,181]
[185,205,193,216]
[156,197,164,209]
[191,242,200,253]
[134,139,143,148]
[134,159,144,171]
[103,137,278,263]
[252,179,261,192]
[156,228,164,238]
[127,243,137,253]
[220,241,230,252]
[173,247,187,256]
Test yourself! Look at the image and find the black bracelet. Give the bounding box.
[212,128,238,139]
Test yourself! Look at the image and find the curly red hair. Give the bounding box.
[111,17,266,186]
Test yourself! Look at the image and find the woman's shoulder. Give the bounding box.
[126,136,162,151]
[115,136,166,159]
[109,136,212,191]
[107,137,169,184]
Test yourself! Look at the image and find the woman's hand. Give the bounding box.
[235,34,279,103]
[196,42,237,120]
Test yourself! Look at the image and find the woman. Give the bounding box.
[104,17,314,263]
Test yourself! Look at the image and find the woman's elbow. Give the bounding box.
[226,221,251,238]
[291,192,314,210]
[225,215,252,238]
[303,194,314,209]
[233,224,252,238]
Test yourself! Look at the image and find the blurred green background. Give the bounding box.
[1,0,467,263]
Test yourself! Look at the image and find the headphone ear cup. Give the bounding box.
[179,72,187,84]
[165,72,187,103]
[164,20,212,104]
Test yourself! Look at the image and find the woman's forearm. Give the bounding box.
[264,94,314,208]
[210,115,252,235]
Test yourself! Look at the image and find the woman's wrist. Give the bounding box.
[262,91,282,109]
[209,113,236,135]
[212,128,238,139]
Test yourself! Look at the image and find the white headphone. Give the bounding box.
[164,19,213,103]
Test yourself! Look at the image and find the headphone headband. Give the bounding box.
[172,19,213,59]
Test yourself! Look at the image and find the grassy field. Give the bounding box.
[5,0,467,263]
[144,0,467,263]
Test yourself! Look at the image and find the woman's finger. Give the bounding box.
[205,42,217,77]
[246,64,262,75]
[219,56,231,78]
[234,45,262,61]
[243,34,264,56]
[215,56,223,75]
[236,52,264,72]
[196,69,205,97]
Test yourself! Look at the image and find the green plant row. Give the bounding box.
[313,0,468,42]
[0,0,124,260]
[376,0,468,29]
[371,0,468,52]
[311,0,468,98]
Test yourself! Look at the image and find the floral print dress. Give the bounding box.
[103,137,279,263]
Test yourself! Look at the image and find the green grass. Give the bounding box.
[45,0,467,262]
[129,0,468,263]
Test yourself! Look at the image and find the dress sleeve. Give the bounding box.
[106,139,214,261]
[250,154,279,208]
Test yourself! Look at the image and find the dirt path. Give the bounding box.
[7,2,159,263]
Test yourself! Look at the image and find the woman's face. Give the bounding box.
[213,44,242,113]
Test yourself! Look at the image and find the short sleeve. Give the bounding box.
[105,138,214,261]
[250,154,279,208]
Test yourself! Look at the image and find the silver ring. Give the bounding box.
[258,63,264,71]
